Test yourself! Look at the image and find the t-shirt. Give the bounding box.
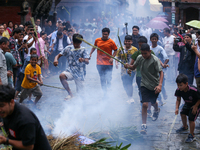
[3,102,51,150]
[131,50,155,77]
[116,46,138,76]
[150,45,169,72]
[175,85,200,107]
[94,38,117,65]
[134,54,162,90]
[21,64,41,89]
[23,35,35,57]
[0,49,8,85]
[60,45,89,80]
[163,35,175,56]
[5,52,17,85]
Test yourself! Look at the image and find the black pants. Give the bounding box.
[97,65,113,92]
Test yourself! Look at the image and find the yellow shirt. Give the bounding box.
[21,64,41,89]
[2,30,10,39]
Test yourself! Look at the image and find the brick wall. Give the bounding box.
[0,6,21,25]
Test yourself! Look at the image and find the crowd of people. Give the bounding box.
[1,14,200,149]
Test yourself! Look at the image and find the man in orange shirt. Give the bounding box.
[90,28,118,94]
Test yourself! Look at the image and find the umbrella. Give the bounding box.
[157,12,169,17]
[152,17,168,22]
[146,20,169,29]
[186,20,200,29]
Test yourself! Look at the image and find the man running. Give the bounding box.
[89,27,117,95]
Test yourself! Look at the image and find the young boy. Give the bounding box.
[19,54,43,104]
[150,33,169,105]
[54,33,89,100]
[115,35,138,104]
[125,43,163,134]
[15,48,37,99]
[175,74,200,143]
[128,36,155,116]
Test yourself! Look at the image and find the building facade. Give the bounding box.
[159,0,200,28]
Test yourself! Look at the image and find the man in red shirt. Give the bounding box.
[90,28,118,95]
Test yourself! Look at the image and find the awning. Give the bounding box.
[149,0,163,12]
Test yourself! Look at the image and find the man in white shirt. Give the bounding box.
[36,19,42,34]
[51,31,71,72]
[163,27,175,82]
[23,25,36,57]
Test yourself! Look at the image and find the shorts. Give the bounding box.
[141,86,159,104]
[20,85,42,100]
[180,104,200,121]
[62,71,84,92]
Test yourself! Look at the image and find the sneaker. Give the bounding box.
[140,124,147,135]
[126,98,135,104]
[152,108,160,121]
[185,134,196,143]
[176,126,188,133]
[147,110,152,118]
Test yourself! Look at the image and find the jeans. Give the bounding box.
[166,55,175,82]
[136,76,142,102]
[121,72,135,98]
[49,51,56,73]
[13,67,20,87]
[185,73,194,85]
[58,54,67,72]
[15,72,24,91]
[97,65,113,92]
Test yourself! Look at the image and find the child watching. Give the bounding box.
[19,54,43,104]
[175,74,200,143]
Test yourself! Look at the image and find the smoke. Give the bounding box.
[51,55,134,136]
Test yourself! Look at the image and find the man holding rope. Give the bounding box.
[89,27,118,96]
[54,33,89,100]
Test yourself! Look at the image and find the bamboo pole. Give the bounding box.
[167,115,178,141]
[30,17,42,56]
[117,28,127,63]
[43,84,65,90]
[76,37,126,66]
[31,17,59,68]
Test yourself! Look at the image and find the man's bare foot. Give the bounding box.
[65,95,72,100]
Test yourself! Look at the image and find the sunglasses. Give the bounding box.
[30,29,34,31]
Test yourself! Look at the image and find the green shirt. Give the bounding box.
[134,54,162,90]
[131,50,155,77]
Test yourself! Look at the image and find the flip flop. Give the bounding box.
[65,95,72,100]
